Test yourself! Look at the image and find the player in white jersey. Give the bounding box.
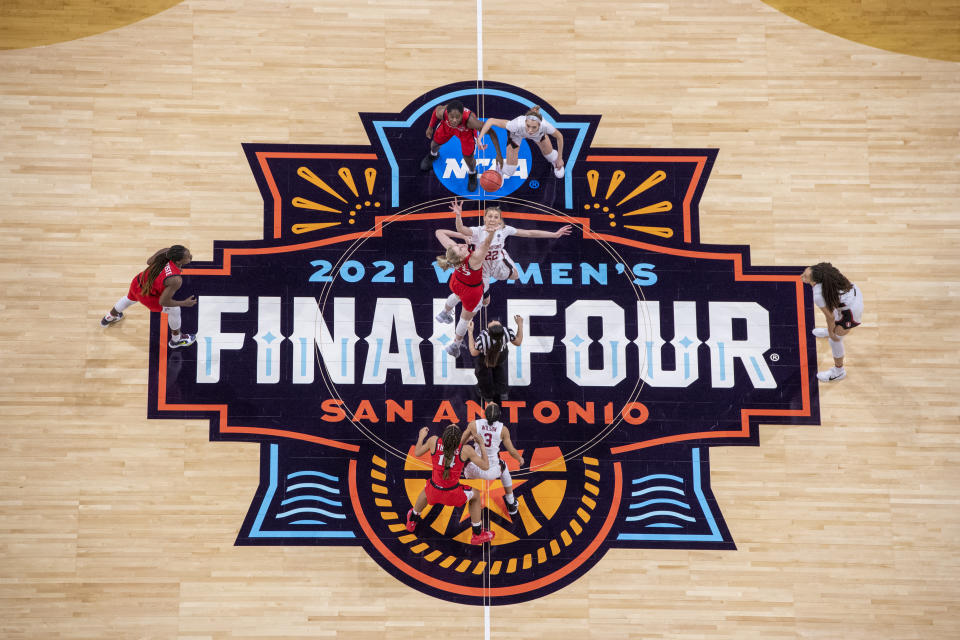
[462,403,525,516]
[477,105,566,179]
[802,262,864,382]
[440,203,572,308]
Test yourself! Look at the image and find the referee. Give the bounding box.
[466,316,524,403]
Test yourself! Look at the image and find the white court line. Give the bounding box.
[477,1,492,637]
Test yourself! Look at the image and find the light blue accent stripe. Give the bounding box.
[287,470,339,482]
[204,337,213,378]
[265,348,272,377]
[574,351,581,378]
[291,520,326,526]
[611,341,619,378]
[405,338,416,377]
[372,88,589,208]
[287,482,340,494]
[645,523,683,529]
[631,485,685,497]
[299,338,308,378]
[276,507,347,520]
[645,342,654,379]
[341,338,348,377]
[633,474,683,484]
[718,342,726,380]
[561,123,590,208]
[618,448,723,542]
[626,511,696,522]
[372,338,383,377]
[629,499,691,510]
[280,495,342,507]
[441,347,448,379]
[515,346,522,378]
[683,352,690,380]
[749,356,765,382]
[248,444,355,539]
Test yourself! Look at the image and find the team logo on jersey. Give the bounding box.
[147,81,820,606]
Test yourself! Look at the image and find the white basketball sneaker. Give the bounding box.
[435,309,454,324]
[816,367,846,382]
[444,340,462,358]
[812,328,829,338]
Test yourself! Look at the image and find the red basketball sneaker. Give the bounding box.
[406,509,417,533]
[470,529,495,545]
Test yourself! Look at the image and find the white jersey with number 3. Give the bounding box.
[475,418,503,459]
[464,418,506,482]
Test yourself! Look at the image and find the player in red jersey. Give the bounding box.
[434,198,498,358]
[405,422,495,545]
[100,245,198,349]
[419,99,502,192]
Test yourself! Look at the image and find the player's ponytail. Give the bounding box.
[525,105,543,120]
[140,245,188,296]
[441,424,462,480]
[436,246,465,271]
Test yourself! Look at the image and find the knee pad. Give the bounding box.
[455,317,470,338]
[543,149,558,163]
[828,336,845,358]
[164,306,182,331]
[501,163,517,178]
[499,460,512,488]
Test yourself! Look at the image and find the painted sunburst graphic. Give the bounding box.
[583,168,674,238]
[291,165,381,234]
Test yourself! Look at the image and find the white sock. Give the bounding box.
[812,328,828,338]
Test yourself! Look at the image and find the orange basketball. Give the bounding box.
[479,169,503,192]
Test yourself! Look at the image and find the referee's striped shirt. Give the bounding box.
[475,327,516,355]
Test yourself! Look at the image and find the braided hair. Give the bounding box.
[140,245,188,296]
[484,402,501,423]
[440,424,462,480]
[808,262,852,312]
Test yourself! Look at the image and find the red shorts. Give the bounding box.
[433,122,476,156]
[425,482,471,507]
[450,277,483,312]
[127,277,163,312]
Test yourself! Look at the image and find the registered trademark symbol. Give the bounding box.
[770,353,780,362]
[529,180,539,189]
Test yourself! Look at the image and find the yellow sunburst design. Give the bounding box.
[581,168,675,237]
[291,165,381,234]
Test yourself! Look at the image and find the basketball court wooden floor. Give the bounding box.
[1,1,958,638]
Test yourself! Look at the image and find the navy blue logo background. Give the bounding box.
[147,82,821,605]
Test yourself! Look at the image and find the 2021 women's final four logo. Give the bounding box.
[146,82,821,605]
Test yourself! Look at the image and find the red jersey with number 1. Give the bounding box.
[431,439,466,489]
[127,260,182,312]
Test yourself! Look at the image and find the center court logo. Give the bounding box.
[431,127,533,200]
[147,81,821,606]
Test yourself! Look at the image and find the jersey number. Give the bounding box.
[483,433,493,447]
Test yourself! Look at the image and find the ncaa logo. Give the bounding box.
[430,126,534,200]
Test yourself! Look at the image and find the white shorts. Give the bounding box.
[463,458,505,482]
[482,250,515,288]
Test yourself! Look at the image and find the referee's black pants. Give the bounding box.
[475,353,509,402]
